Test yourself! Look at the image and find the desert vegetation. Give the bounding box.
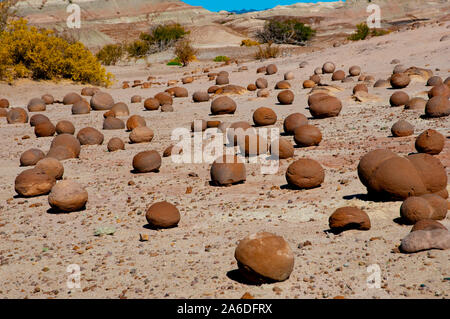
[256,19,316,45]
[348,22,390,41]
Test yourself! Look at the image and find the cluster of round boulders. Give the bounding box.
[283,113,308,134]
[155,92,173,106]
[400,194,447,224]
[111,103,129,116]
[27,98,46,112]
[126,115,146,131]
[391,120,414,137]
[428,84,450,98]
[103,117,125,130]
[353,84,368,94]
[322,62,335,74]
[234,231,294,284]
[145,201,180,228]
[77,127,104,145]
[309,95,342,118]
[210,155,246,186]
[425,96,450,117]
[328,207,371,232]
[415,129,445,155]
[349,65,361,76]
[20,148,45,166]
[357,149,448,200]
[255,78,268,89]
[270,137,294,159]
[285,158,325,189]
[90,92,114,110]
[29,114,49,127]
[6,107,28,124]
[63,92,82,105]
[48,180,88,212]
[107,137,125,152]
[275,81,291,89]
[131,95,142,103]
[405,97,426,111]
[253,107,277,126]
[56,120,75,135]
[132,150,161,173]
[400,229,450,253]
[35,157,64,180]
[129,126,154,143]
[277,90,294,105]
[211,96,237,115]
[389,91,409,106]
[15,168,56,197]
[72,100,90,115]
[35,121,56,137]
[192,91,210,103]
[390,73,410,88]
[331,70,345,81]
[81,87,100,96]
[266,64,278,75]
[48,134,81,160]
[293,124,322,147]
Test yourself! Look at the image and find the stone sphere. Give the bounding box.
[211,96,237,115]
[373,79,390,88]
[415,129,445,155]
[275,80,291,90]
[405,97,426,111]
[294,124,322,147]
[154,92,173,106]
[216,75,229,85]
[126,115,146,131]
[255,78,268,89]
[253,107,277,126]
[48,180,88,212]
[30,114,50,127]
[20,148,45,166]
[284,71,295,80]
[55,120,75,135]
[191,120,207,132]
[161,104,174,112]
[234,231,294,283]
[390,73,410,89]
[15,168,56,197]
[400,194,447,224]
[63,92,82,105]
[309,74,321,84]
[76,127,104,145]
[50,134,81,158]
[247,83,257,91]
[107,137,125,152]
[103,117,125,130]
[349,65,361,76]
[210,155,246,186]
[391,120,414,137]
[167,86,188,98]
[192,91,210,102]
[145,201,180,228]
[7,107,28,124]
[81,87,100,96]
[266,64,278,75]
[144,98,160,111]
[303,80,316,88]
[35,157,64,180]
[257,89,270,98]
[309,95,342,118]
[286,158,325,189]
[35,121,56,137]
[314,67,322,75]
[226,121,252,146]
[427,76,443,87]
[131,95,142,103]
[111,102,130,116]
[322,62,335,74]
[277,90,294,105]
[329,207,371,231]
[390,91,409,107]
[27,98,46,112]
[283,113,308,135]
[270,137,294,159]
[132,150,161,173]
[237,133,268,157]
[425,96,450,117]
[208,85,220,94]
[71,100,90,114]
[129,126,154,143]
[0,98,10,108]
[46,145,77,161]
[331,70,346,81]
[411,219,447,232]
[353,84,368,94]
[90,92,114,110]
[428,84,450,99]
[41,94,54,104]
[393,64,407,74]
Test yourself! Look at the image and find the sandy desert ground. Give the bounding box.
[0,20,449,299]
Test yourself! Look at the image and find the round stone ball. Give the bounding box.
[349,65,361,76]
[71,100,90,114]
[76,127,104,145]
[48,180,88,212]
[216,75,229,85]
[55,120,75,135]
[322,62,335,74]
[405,97,426,111]
[131,95,142,103]
[7,107,28,124]
[415,129,445,155]
[154,92,173,106]
[284,71,295,80]
[309,95,342,118]
[30,114,50,127]
[253,107,277,126]
[107,137,125,152]
[192,91,210,103]
[210,155,246,186]
[20,148,45,166]
[111,102,130,116]
[81,87,100,96]
[329,207,371,231]
[211,96,237,115]
[129,126,154,144]
[353,84,368,94]
[277,90,294,105]
[285,158,325,189]
[63,92,82,105]
[90,92,114,111]
[50,134,81,158]
[234,231,294,283]
[270,137,294,159]
[275,80,291,90]
[15,168,56,197]
[35,157,64,180]
[390,91,410,107]
[35,121,56,137]
[266,64,278,75]
[132,150,161,173]
[390,73,410,89]
[0,98,10,108]
[103,117,125,130]
[145,201,180,228]
[41,94,54,105]
[425,96,450,117]
[331,70,345,81]
[283,113,308,134]
[427,76,443,87]
[27,98,46,112]
[391,120,414,137]
[255,78,268,89]
[126,115,146,131]
[294,124,322,147]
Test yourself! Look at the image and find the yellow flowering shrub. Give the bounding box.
[0,19,113,86]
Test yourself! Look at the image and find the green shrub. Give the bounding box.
[126,40,150,59]
[256,20,315,45]
[213,56,230,62]
[0,19,113,86]
[241,39,259,47]
[167,57,182,66]
[140,23,188,51]
[174,40,197,67]
[96,43,124,66]
[348,23,390,41]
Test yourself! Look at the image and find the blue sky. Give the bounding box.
[184,0,342,12]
